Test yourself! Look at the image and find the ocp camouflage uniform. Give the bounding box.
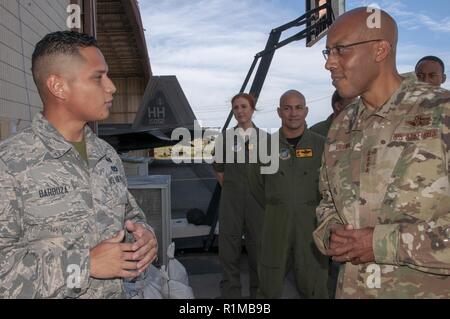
[0,113,152,298]
[313,77,450,298]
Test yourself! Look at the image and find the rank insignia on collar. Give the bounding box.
[406,115,431,127]
[296,149,313,158]
[279,148,291,160]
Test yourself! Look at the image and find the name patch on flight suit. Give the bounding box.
[296,149,313,158]
[38,185,69,198]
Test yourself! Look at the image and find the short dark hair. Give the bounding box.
[415,56,445,73]
[32,31,98,91]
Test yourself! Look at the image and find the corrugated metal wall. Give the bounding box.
[0,0,70,140]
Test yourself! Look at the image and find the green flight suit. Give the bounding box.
[212,126,266,298]
[248,128,329,299]
[310,115,333,138]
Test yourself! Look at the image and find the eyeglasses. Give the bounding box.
[322,39,383,60]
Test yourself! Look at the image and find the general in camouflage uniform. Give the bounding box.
[0,113,153,298]
[314,76,450,298]
[314,8,450,298]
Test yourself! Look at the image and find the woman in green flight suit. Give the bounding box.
[212,93,265,299]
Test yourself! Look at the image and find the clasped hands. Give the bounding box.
[90,220,158,279]
[325,224,375,265]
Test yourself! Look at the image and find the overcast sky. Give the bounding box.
[139,0,450,129]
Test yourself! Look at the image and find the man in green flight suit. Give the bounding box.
[248,90,329,299]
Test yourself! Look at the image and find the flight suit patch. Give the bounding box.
[279,148,291,160]
[296,149,313,158]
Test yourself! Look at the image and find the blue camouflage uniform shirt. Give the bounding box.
[0,113,152,298]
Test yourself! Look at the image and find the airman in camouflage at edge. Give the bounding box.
[314,8,450,298]
[0,31,158,298]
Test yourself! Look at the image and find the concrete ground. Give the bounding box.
[176,248,250,299]
[176,248,301,299]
